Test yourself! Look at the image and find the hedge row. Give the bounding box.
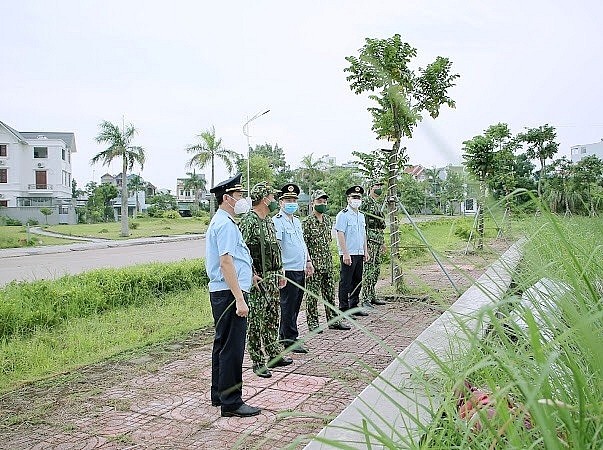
[0,259,209,339]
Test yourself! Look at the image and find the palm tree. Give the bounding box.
[182,170,206,207]
[127,174,145,217]
[185,126,239,216]
[92,120,145,237]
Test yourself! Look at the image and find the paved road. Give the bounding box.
[0,237,206,286]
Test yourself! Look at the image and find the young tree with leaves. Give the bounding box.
[345,34,459,291]
[182,170,207,207]
[518,124,559,199]
[185,126,239,217]
[92,120,145,237]
[462,135,496,250]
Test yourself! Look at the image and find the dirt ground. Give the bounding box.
[0,237,514,449]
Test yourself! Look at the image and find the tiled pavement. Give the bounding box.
[1,302,442,449]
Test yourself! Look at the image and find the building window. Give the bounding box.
[0,200,7,207]
[581,147,587,154]
[34,147,48,158]
[0,144,6,157]
[62,149,66,160]
[16,197,53,207]
[0,168,7,183]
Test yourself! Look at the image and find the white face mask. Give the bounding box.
[349,199,362,209]
[230,195,251,215]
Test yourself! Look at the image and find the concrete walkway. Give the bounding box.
[1,233,203,258]
[0,301,443,449]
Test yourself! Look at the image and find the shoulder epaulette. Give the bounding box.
[275,213,282,218]
[342,208,348,213]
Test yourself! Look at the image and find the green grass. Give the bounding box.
[44,216,209,240]
[0,226,79,248]
[0,287,213,392]
[0,260,209,339]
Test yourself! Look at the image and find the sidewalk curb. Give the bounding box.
[1,234,205,259]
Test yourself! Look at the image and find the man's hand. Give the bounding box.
[235,297,249,318]
[343,253,352,266]
[252,274,263,288]
[305,261,315,276]
[278,275,287,289]
[364,253,370,262]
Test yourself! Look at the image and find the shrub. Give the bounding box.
[129,221,140,230]
[98,228,109,233]
[162,210,180,219]
[3,217,23,226]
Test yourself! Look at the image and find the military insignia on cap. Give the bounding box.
[288,185,294,192]
[355,187,360,192]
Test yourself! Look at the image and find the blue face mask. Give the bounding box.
[283,203,299,214]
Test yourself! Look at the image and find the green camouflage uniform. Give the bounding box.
[239,185,283,367]
[302,212,337,330]
[360,195,386,304]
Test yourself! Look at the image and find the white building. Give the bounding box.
[570,140,603,163]
[99,173,157,218]
[0,120,77,224]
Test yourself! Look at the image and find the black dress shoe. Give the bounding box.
[221,403,261,418]
[292,345,308,354]
[351,310,369,317]
[371,298,387,305]
[269,355,293,367]
[252,364,272,378]
[329,322,352,330]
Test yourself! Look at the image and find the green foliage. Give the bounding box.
[236,154,275,188]
[251,143,291,187]
[0,260,209,340]
[147,193,178,217]
[162,210,180,219]
[129,221,140,230]
[39,207,52,225]
[84,182,119,223]
[518,124,559,198]
[2,217,22,226]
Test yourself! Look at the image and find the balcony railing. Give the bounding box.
[28,184,53,190]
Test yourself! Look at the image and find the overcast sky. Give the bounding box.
[2,1,602,191]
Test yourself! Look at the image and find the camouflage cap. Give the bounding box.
[311,189,329,201]
[369,179,384,187]
[250,182,280,201]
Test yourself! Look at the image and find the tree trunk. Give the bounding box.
[477,179,485,251]
[120,157,129,237]
[209,156,216,217]
[387,139,406,293]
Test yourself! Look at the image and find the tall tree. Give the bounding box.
[518,124,559,199]
[185,126,239,217]
[294,153,325,198]
[462,135,496,250]
[127,174,145,217]
[345,34,459,291]
[182,170,207,206]
[251,143,291,187]
[92,120,145,237]
[571,155,603,216]
[235,155,275,188]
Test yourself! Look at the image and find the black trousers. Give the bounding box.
[279,270,305,344]
[338,255,364,311]
[210,290,247,413]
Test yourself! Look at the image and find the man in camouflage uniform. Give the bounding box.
[302,190,351,332]
[360,180,387,308]
[239,182,293,378]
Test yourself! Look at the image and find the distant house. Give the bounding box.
[0,120,77,224]
[100,173,157,219]
[570,140,603,163]
[403,164,426,181]
[176,174,207,216]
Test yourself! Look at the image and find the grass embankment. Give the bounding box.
[45,216,209,240]
[412,215,603,449]
[0,226,78,249]
[0,260,212,392]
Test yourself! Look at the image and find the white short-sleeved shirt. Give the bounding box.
[272,212,308,271]
[205,208,253,292]
[334,207,366,255]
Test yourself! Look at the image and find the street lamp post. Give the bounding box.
[242,109,270,193]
